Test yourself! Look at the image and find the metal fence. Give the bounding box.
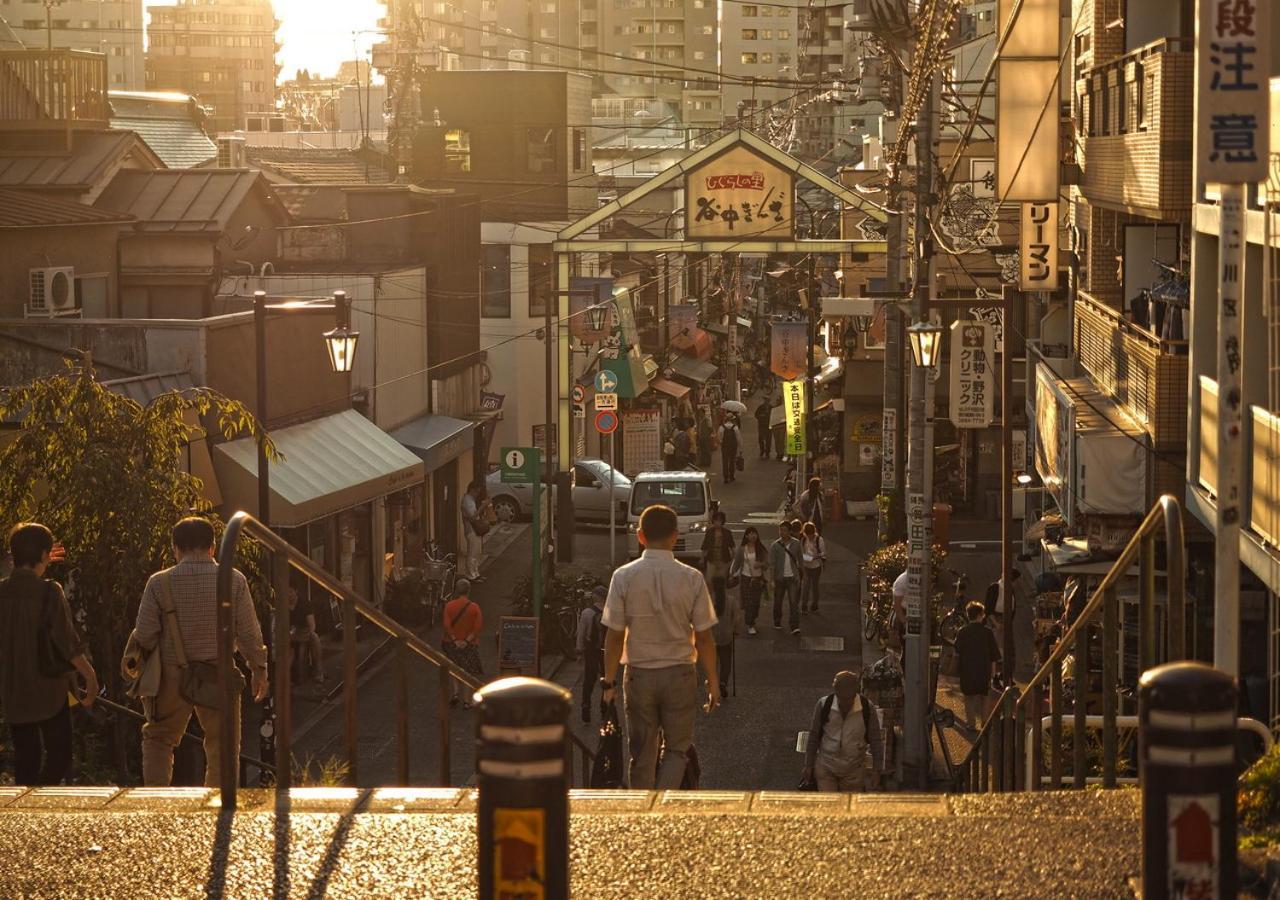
[214,511,596,808]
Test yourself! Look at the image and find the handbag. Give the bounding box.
[471,517,491,537]
[590,703,626,788]
[156,571,245,708]
[736,454,745,472]
[798,773,818,791]
[36,581,73,679]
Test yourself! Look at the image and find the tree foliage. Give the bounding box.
[0,361,274,677]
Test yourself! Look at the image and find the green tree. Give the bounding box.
[0,360,273,780]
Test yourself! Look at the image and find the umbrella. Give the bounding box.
[721,400,748,414]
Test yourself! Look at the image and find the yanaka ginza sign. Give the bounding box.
[685,144,795,239]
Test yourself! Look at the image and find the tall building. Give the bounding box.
[0,0,144,89]
[720,2,800,126]
[145,0,280,133]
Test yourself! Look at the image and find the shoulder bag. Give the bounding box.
[156,570,244,709]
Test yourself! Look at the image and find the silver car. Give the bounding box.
[486,458,632,526]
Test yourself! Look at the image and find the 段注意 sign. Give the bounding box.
[685,145,795,239]
[949,320,995,429]
[1195,0,1270,184]
[1019,201,1059,291]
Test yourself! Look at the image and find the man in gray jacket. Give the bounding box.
[769,522,803,634]
[803,670,884,792]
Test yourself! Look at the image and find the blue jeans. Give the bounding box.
[773,577,799,630]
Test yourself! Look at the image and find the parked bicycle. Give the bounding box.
[384,539,456,629]
[862,591,895,649]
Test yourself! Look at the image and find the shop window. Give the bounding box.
[528,243,553,318]
[482,244,511,318]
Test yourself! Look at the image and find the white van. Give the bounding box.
[627,471,714,561]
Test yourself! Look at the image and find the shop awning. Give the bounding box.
[1040,536,1159,576]
[391,414,474,471]
[213,409,425,527]
[651,377,691,400]
[669,354,718,385]
[670,327,713,360]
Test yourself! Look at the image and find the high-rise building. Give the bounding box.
[720,2,800,127]
[145,0,279,133]
[0,0,144,89]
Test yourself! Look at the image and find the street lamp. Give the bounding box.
[852,313,874,334]
[583,301,608,333]
[907,321,944,370]
[323,291,359,374]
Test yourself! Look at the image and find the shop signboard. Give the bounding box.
[949,320,995,428]
[1195,0,1270,184]
[685,144,795,239]
[1019,202,1059,291]
[881,408,898,489]
[771,321,808,380]
[622,408,662,475]
[783,379,807,456]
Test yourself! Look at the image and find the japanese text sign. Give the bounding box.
[770,321,808,380]
[1196,0,1270,184]
[783,379,807,456]
[685,145,795,239]
[1019,201,1059,291]
[949,320,995,429]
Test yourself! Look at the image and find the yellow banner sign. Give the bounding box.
[783,379,807,456]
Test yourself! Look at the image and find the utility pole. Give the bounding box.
[726,253,741,402]
[881,117,906,542]
[903,72,937,790]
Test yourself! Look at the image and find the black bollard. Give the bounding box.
[1139,661,1237,900]
[476,677,571,900]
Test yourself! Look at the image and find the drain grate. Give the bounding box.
[798,635,845,652]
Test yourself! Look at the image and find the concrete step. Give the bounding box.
[0,786,1142,896]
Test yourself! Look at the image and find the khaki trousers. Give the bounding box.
[815,756,870,793]
[142,664,240,787]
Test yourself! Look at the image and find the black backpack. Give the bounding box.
[813,693,874,745]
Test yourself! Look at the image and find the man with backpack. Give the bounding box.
[576,586,607,722]
[802,670,884,792]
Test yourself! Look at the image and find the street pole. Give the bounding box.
[609,431,617,568]
[1214,184,1245,674]
[903,71,937,790]
[254,290,270,527]
[1001,288,1018,681]
[532,449,543,641]
[727,253,740,403]
[881,93,907,543]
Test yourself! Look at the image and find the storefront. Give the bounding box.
[391,413,477,568]
[213,409,426,616]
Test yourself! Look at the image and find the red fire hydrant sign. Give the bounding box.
[1167,794,1219,898]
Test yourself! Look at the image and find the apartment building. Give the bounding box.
[145,0,279,133]
[720,1,800,125]
[0,0,144,88]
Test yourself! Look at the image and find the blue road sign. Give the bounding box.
[594,370,619,393]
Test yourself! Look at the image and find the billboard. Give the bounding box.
[685,145,795,239]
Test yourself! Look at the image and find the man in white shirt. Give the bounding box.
[802,670,884,792]
[601,505,719,789]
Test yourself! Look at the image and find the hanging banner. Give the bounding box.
[1019,202,1059,291]
[685,144,795,239]
[881,408,898,489]
[568,276,614,344]
[771,320,808,380]
[783,379,807,456]
[994,0,1060,201]
[1195,0,1270,184]
[622,408,662,476]
[949,320,995,428]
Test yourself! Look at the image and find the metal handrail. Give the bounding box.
[954,494,1185,793]
[215,510,596,808]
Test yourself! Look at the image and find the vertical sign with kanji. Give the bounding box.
[1196,0,1270,184]
[783,379,807,456]
[770,321,808,380]
[1019,201,1059,291]
[881,408,898,490]
[949,320,995,428]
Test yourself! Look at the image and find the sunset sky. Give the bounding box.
[272,0,383,80]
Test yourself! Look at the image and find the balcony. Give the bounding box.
[1077,38,1192,217]
[0,50,109,138]
[1074,290,1188,449]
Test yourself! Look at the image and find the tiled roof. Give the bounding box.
[246,147,393,185]
[107,91,217,169]
[93,169,286,232]
[0,188,133,228]
[272,184,350,221]
[102,371,196,405]
[0,130,162,192]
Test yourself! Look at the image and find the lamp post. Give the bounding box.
[904,318,942,790]
[252,288,356,789]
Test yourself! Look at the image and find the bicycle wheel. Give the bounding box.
[939,611,964,645]
[424,582,441,628]
[874,616,890,650]
[863,608,881,643]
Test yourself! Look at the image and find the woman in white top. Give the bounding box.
[798,521,826,613]
[729,526,770,636]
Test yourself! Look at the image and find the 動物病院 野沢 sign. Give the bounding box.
[685,145,795,239]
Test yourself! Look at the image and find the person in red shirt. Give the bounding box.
[441,579,484,709]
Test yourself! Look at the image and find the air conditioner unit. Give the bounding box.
[216,135,246,168]
[28,267,77,316]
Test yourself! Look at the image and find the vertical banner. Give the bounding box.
[621,408,662,476]
[783,379,807,455]
[881,408,898,489]
[771,320,808,380]
[949,320,995,428]
[995,0,1060,201]
[1195,0,1270,184]
[1019,201,1059,290]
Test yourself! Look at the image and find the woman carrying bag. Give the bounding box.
[730,526,769,636]
[799,521,826,613]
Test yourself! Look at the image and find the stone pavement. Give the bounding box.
[0,785,1143,897]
